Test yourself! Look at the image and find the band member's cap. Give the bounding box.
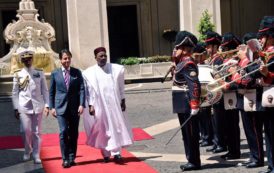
[20,51,34,59]
[205,31,222,46]
[220,32,241,51]
[242,32,257,44]
[257,16,274,38]
[174,31,197,48]
[94,47,106,56]
[193,42,206,54]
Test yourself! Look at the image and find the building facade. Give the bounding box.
[0,0,274,70]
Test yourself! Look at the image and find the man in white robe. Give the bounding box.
[82,47,133,163]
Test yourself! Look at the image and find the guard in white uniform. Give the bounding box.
[11,51,49,164]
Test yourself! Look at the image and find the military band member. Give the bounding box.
[205,31,223,66]
[172,31,201,171]
[193,43,213,147]
[237,33,264,168]
[12,51,49,164]
[204,31,227,153]
[258,16,274,173]
[218,32,241,160]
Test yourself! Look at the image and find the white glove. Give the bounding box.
[191,108,199,116]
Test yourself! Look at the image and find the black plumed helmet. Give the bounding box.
[193,42,206,54]
[174,31,198,48]
[220,32,241,51]
[205,31,222,46]
[257,16,274,38]
[242,32,257,44]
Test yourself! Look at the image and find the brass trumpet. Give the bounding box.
[211,48,239,70]
[259,51,274,61]
[217,48,239,57]
[217,48,239,62]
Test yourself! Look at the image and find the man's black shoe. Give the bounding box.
[69,160,76,166]
[114,154,123,163]
[220,152,240,160]
[213,146,227,153]
[245,161,264,168]
[180,162,201,171]
[200,141,213,147]
[62,160,70,168]
[103,157,110,163]
[206,145,216,152]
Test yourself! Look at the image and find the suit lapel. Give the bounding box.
[69,67,74,87]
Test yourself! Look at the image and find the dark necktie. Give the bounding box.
[64,69,69,89]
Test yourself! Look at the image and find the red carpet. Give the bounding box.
[41,145,158,173]
[0,128,153,149]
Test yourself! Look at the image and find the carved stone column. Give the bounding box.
[66,0,109,69]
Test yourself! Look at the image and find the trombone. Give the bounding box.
[211,48,239,71]
[209,59,274,92]
[210,50,274,85]
[210,58,262,84]
[211,59,239,77]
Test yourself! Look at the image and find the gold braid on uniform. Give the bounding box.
[15,73,29,91]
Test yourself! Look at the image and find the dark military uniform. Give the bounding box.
[257,16,274,173]
[237,33,265,168]
[218,33,242,160]
[193,43,214,147]
[262,46,274,173]
[172,31,201,171]
[204,31,228,153]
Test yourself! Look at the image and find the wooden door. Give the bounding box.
[221,0,274,38]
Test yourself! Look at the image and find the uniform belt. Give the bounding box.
[172,85,189,91]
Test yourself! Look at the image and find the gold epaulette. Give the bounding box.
[13,68,21,74]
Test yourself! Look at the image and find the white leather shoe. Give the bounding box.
[23,154,31,161]
[33,158,42,164]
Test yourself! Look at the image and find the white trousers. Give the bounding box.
[101,148,121,157]
[20,112,43,159]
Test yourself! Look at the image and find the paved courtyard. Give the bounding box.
[0,81,269,173]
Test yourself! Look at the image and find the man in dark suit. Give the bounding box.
[49,49,85,168]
